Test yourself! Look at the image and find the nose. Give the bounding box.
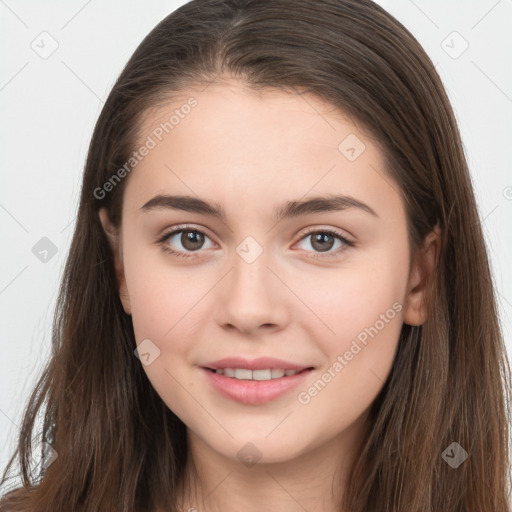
[214,247,290,335]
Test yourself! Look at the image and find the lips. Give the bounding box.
[200,356,315,405]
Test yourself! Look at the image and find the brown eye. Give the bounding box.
[180,230,205,251]
[310,232,336,252]
[157,226,215,258]
[295,229,354,259]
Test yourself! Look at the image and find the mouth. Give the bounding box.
[202,367,314,381]
[201,366,315,405]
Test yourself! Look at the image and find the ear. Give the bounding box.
[403,225,441,326]
[98,207,132,315]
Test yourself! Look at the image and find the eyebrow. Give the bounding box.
[140,193,379,222]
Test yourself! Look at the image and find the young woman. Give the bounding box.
[1,0,511,510]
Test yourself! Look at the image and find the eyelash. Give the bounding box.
[155,225,354,261]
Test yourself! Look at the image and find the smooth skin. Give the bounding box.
[99,79,439,512]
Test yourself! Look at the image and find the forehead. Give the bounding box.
[124,80,404,223]
[139,80,364,154]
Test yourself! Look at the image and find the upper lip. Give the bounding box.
[202,357,313,371]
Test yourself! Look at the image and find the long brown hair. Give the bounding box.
[1,0,511,510]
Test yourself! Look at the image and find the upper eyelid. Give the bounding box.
[160,224,217,244]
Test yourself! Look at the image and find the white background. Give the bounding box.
[1,0,511,477]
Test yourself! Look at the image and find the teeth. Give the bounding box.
[253,369,271,380]
[235,368,252,380]
[213,368,301,380]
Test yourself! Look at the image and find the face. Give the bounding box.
[100,79,434,466]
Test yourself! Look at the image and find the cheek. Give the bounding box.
[123,242,207,345]
[124,255,205,416]
[293,264,405,439]
[293,255,406,347]
[289,251,407,414]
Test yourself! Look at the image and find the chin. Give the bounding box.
[208,436,307,466]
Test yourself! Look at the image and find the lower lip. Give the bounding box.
[201,367,314,405]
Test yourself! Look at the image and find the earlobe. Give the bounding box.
[403,225,441,326]
[98,207,132,315]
